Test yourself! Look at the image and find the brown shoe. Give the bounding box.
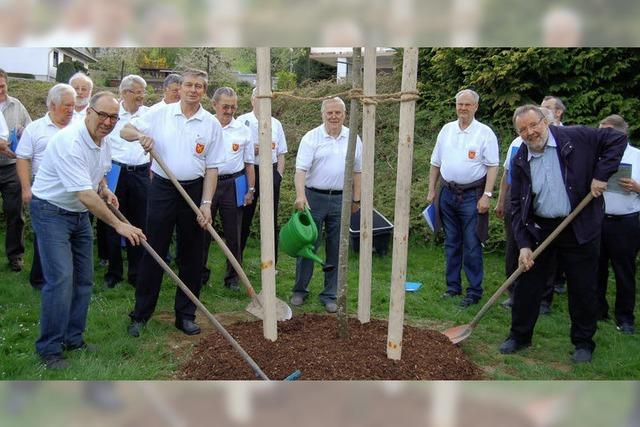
[9,257,24,272]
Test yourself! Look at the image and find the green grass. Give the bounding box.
[0,225,639,380]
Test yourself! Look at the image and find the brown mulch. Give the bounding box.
[176,313,483,380]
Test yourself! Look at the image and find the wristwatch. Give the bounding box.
[483,192,493,198]
[248,187,256,193]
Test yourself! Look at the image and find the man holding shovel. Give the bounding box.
[500,104,626,363]
[122,69,225,337]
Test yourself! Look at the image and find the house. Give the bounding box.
[309,47,397,81]
[0,48,96,81]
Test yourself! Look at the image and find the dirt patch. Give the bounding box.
[176,313,483,380]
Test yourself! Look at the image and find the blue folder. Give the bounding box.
[421,204,436,233]
[405,282,422,292]
[506,145,520,185]
[9,128,18,152]
[105,162,121,192]
[235,173,248,207]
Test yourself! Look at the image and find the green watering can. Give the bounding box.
[279,208,334,272]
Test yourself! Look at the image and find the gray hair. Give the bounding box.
[89,91,118,108]
[69,72,93,90]
[512,104,545,128]
[539,107,556,123]
[212,86,237,102]
[46,83,76,109]
[181,68,208,90]
[455,89,479,104]
[119,74,147,94]
[321,97,346,113]
[542,95,566,115]
[599,114,629,135]
[163,73,183,89]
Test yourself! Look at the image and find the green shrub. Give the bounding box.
[55,62,76,84]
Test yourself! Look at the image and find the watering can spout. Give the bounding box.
[280,208,329,268]
[297,246,325,266]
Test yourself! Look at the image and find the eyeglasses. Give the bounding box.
[89,107,119,123]
[517,117,544,135]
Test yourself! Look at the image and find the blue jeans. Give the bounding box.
[439,187,483,298]
[292,188,342,304]
[30,197,94,358]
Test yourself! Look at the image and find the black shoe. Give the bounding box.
[617,323,635,335]
[63,341,97,353]
[570,348,592,364]
[442,290,461,299]
[104,276,121,289]
[539,303,552,315]
[40,354,69,370]
[499,338,531,354]
[127,320,146,337]
[175,319,201,335]
[201,268,211,286]
[460,296,480,307]
[9,257,23,272]
[224,281,240,292]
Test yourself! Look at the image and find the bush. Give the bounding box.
[8,73,35,80]
[55,62,76,84]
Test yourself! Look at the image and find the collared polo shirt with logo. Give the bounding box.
[237,111,288,165]
[15,113,63,176]
[218,118,254,175]
[108,102,150,166]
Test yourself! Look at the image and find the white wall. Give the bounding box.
[0,48,53,80]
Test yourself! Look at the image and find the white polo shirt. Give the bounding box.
[108,102,150,166]
[32,121,112,212]
[129,102,225,181]
[147,99,168,114]
[430,119,499,185]
[15,113,63,176]
[503,136,523,171]
[237,111,288,165]
[72,105,89,123]
[296,124,362,190]
[218,118,254,175]
[604,143,640,215]
[0,110,7,140]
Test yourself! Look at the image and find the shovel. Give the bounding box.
[109,204,301,380]
[443,193,594,344]
[148,148,292,322]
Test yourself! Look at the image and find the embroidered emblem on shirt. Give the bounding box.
[272,142,276,150]
[195,143,205,154]
[232,143,240,152]
[468,150,476,159]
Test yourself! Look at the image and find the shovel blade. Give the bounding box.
[245,293,293,321]
[443,324,473,344]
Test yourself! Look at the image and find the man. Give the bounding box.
[30,91,146,369]
[495,107,557,312]
[148,73,182,112]
[122,69,225,337]
[238,87,288,266]
[15,83,77,290]
[0,68,32,272]
[500,105,625,364]
[540,95,566,126]
[69,72,93,122]
[203,87,254,290]
[596,114,640,335]
[292,97,362,313]
[426,89,499,307]
[103,74,150,289]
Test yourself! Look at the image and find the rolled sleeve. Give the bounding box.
[15,125,34,159]
[276,121,288,155]
[295,133,314,171]
[205,124,226,169]
[482,131,500,167]
[54,146,93,192]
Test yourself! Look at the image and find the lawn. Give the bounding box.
[0,225,638,380]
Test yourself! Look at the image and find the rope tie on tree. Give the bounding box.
[254,89,420,105]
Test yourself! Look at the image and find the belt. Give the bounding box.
[605,212,639,220]
[152,172,202,185]
[113,161,150,172]
[218,170,244,181]
[440,177,485,192]
[307,187,343,195]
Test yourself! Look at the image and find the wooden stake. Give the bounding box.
[256,47,277,341]
[358,47,377,324]
[337,47,362,338]
[386,47,419,360]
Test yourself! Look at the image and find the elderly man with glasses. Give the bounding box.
[499,104,626,364]
[29,91,146,369]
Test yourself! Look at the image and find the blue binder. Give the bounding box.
[105,162,121,192]
[235,173,247,207]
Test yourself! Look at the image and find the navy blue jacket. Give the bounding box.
[510,125,626,249]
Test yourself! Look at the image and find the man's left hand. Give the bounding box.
[198,204,212,229]
[618,177,640,193]
[243,192,254,206]
[477,194,490,214]
[590,178,608,197]
[102,189,119,209]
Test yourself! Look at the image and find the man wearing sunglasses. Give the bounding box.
[30,91,146,370]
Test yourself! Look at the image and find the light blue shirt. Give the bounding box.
[528,132,571,218]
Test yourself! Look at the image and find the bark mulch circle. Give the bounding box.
[176,313,483,380]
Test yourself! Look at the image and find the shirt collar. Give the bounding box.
[172,101,205,121]
[79,121,102,151]
[321,124,346,140]
[221,117,240,130]
[456,119,476,133]
[527,130,557,161]
[119,102,145,118]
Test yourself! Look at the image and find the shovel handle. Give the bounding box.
[108,204,270,380]
[469,193,594,329]
[148,148,259,301]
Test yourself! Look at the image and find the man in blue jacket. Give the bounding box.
[499,104,626,363]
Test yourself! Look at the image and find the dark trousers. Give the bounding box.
[504,209,519,297]
[597,213,639,325]
[0,164,24,262]
[510,217,600,351]
[240,164,282,264]
[30,233,44,288]
[105,165,150,284]
[93,217,109,261]
[130,175,205,322]
[203,175,243,286]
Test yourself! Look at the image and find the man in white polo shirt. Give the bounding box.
[103,74,150,289]
[596,114,640,335]
[426,89,499,307]
[69,72,93,122]
[30,91,146,369]
[121,69,225,337]
[238,87,288,267]
[292,97,362,313]
[147,73,182,113]
[15,83,76,291]
[202,87,254,290]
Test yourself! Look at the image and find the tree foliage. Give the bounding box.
[55,62,76,84]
